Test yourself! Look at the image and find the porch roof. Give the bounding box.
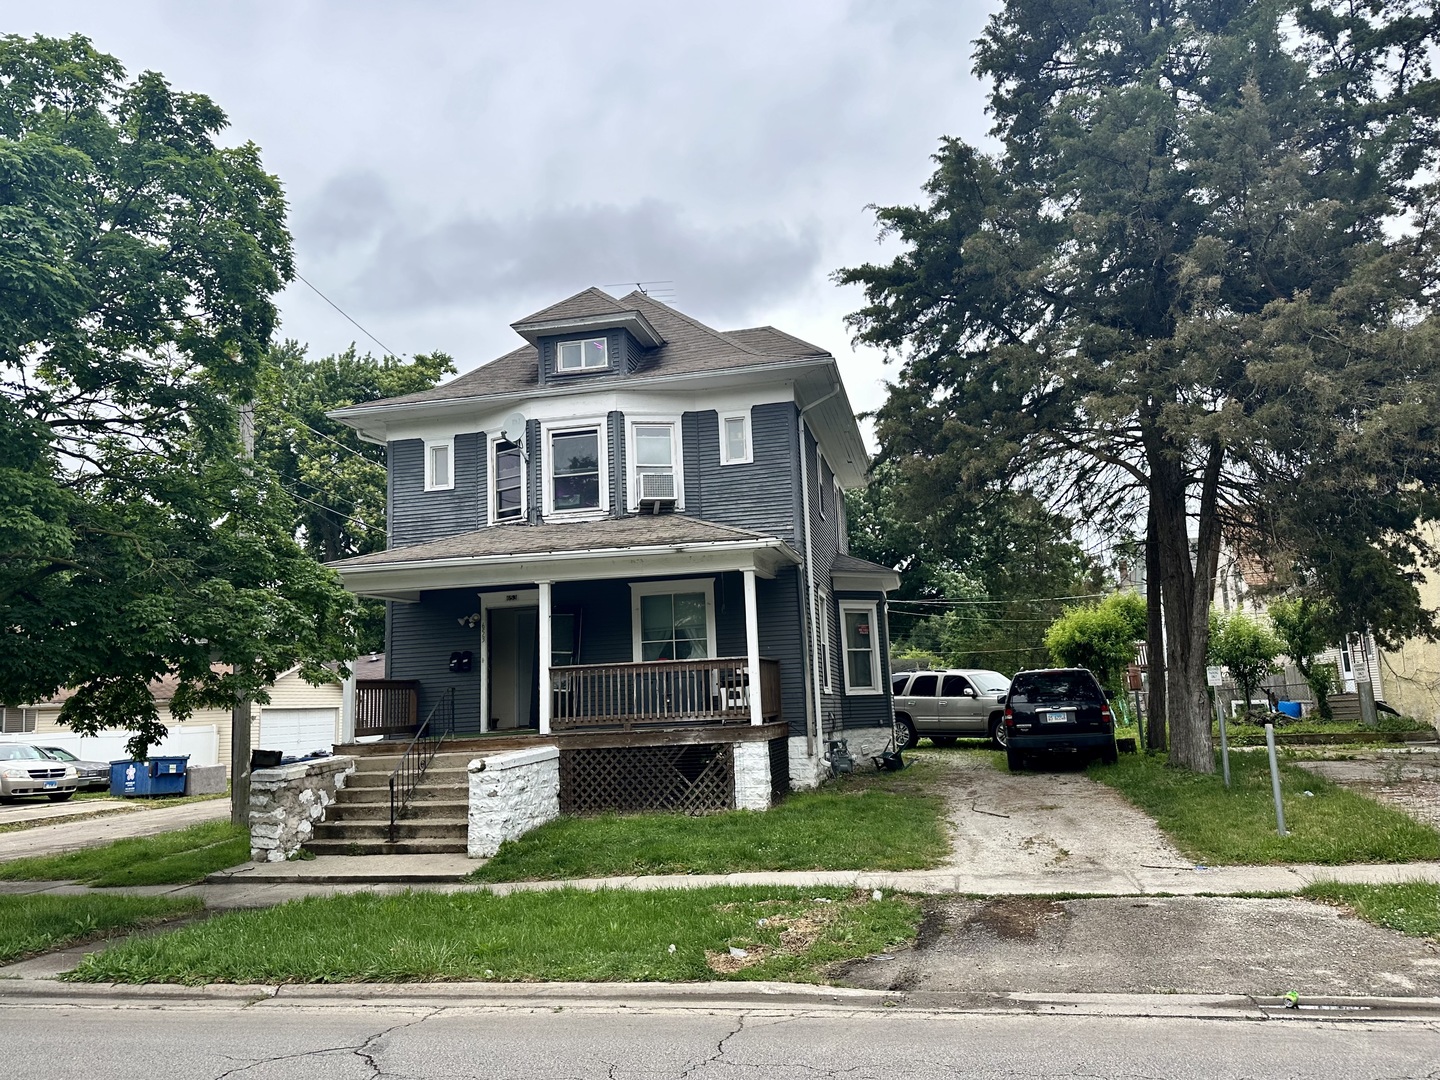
[830,553,902,593]
[329,514,801,600]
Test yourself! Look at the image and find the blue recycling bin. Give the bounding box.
[1276,700,1303,719]
[110,755,190,797]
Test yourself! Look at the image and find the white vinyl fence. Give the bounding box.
[0,726,220,766]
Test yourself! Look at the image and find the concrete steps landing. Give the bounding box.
[309,750,474,856]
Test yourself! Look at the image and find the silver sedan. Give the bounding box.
[36,745,111,790]
[0,744,79,801]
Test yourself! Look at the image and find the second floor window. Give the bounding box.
[557,337,608,372]
[425,439,453,491]
[633,423,676,501]
[550,429,601,512]
[493,439,523,522]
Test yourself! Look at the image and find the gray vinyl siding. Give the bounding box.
[527,418,542,524]
[834,591,894,730]
[388,589,483,736]
[758,567,808,737]
[680,401,799,544]
[550,580,631,664]
[608,411,625,515]
[803,424,845,733]
[388,432,483,547]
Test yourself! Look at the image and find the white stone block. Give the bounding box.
[732,742,772,811]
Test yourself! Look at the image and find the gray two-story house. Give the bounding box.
[327,287,898,815]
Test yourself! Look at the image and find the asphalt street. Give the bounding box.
[4,993,1439,1079]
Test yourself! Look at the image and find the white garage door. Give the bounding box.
[258,708,338,758]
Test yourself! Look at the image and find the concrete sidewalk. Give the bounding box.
[5,855,1440,911]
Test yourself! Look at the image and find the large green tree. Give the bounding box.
[0,34,357,757]
[838,0,1440,771]
[253,343,454,652]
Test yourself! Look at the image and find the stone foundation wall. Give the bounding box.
[468,745,560,858]
[249,756,355,862]
[732,741,772,810]
[835,724,893,765]
[787,736,827,791]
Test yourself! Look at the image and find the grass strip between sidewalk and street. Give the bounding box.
[469,763,948,882]
[0,893,202,965]
[1090,751,1440,865]
[67,886,921,985]
[0,820,249,887]
[1302,882,1440,938]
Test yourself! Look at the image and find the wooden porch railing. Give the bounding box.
[550,657,781,731]
[355,679,419,736]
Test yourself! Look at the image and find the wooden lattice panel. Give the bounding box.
[560,744,735,815]
[768,736,790,802]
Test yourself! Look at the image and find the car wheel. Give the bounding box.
[930,736,958,748]
[893,714,918,751]
[1006,747,1024,772]
[989,713,1009,749]
[47,791,75,802]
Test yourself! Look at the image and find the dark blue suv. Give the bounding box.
[1002,667,1118,770]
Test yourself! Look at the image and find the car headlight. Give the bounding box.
[63,766,77,778]
[1,768,26,780]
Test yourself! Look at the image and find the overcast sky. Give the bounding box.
[12,1,998,428]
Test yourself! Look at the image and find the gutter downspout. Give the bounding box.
[798,387,841,762]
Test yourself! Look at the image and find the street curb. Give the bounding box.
[4,979,1438,1021]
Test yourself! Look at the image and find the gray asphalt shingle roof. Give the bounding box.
[346,289,832,411]
[329,514,788,569]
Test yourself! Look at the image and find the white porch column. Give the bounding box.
[538,580,553,735]
[743,567,763,726]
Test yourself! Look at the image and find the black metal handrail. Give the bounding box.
[388,687,455,843]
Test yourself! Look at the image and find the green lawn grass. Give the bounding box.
[66,886,920,985]
[0,821,249,886]
[1212,714,1433,745]
[1089,751,1440,864]
[0,893,201,964]
[1302,882,1440,938]
[470,763,948,882]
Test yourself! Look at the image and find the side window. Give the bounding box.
[941,675,973,697]
[491,438,524,522]
[892,674,911,694]
[908,674,938,697]
[719,410,752,465]
[424,439,454,491]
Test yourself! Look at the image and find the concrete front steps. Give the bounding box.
[306,749,472,856]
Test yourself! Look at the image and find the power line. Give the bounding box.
[259,404,381,466]
[278,482,377,532]
[886,592,1116,607]
[295,272,400,358]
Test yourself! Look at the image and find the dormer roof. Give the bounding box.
[510,287,665,348]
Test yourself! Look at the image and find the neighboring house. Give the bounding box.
[327,287,898,808]
[0,665,343,774]
[1378,523,1440,727]
[1212,538,1386,709]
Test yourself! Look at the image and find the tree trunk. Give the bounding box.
[1147,434,1224,773]
[1144,499,1167,751]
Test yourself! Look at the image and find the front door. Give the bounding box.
[488,606,539,730]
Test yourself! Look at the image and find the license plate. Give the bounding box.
[1044,711,1069,724]
[43,780,57,789]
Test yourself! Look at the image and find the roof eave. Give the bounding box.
[510,310,665,349]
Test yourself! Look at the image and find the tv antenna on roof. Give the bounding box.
[604,280,676,301]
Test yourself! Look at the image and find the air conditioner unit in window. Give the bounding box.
[637,471,677,511]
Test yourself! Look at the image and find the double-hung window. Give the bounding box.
[629,420,679,506]
[424,439,454,491]
[491,437,524,522]
[839,601,882,694]
[718,409,752,465]
[546,424,605,515]
[0,707,36,733]
[556,337,609,372]
[631,580,715,662]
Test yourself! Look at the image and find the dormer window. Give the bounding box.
[557,337,608,372]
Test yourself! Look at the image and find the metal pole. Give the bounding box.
[1264,722,1287,836]
[1215,691,1231,789]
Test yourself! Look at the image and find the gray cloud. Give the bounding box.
[306,187,821,323]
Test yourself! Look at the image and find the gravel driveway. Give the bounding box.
[926,749,1190,882]
[1294,751,1440,831]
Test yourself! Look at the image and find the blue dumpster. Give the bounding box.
[1276,700,1303,719]
[110,755,190,797]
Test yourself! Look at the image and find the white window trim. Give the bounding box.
[625,415,685,511]
[817,588,833,693]
[423,438,455,492]
[835,477,849,554]
[629,578,718,663]
[555,336,609,373]
[838,600,883,695]
[718,408,753,465]
[541,417,609,519]
[817,448,826,519]
[486,433,527,526]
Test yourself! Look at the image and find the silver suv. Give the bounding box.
[891,669,1012,750]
